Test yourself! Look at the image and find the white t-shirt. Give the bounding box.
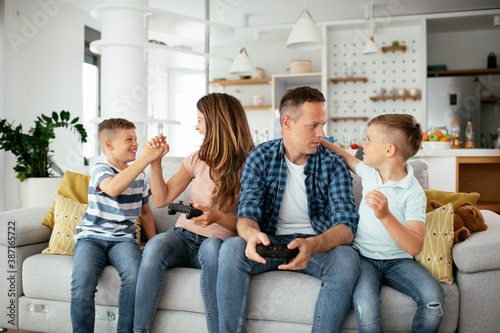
[276,155,315,235]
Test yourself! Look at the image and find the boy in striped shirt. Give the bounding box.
[71,118,162,333]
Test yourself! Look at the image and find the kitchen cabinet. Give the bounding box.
[413,149,500,213]
[209,78,272,110]
[456,156,500,212]
[273,74,322,109]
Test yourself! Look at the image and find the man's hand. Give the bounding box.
[245,232,271,264]
[364,189,390,220]
[190,204,220,228]
[278,238,313,270]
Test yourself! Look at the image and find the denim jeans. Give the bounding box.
[70,237,142,333]
[133,227,222,333]
[217,234,360,333]
[353,255,445,333]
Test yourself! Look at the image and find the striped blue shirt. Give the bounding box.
[238,139,359,235]
[75,162,151,243]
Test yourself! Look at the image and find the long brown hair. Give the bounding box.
[197,93,255,213]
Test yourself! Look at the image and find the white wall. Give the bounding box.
[2,0,96,210]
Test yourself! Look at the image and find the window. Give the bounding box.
[82,26,101,162]
[165,70,205,157]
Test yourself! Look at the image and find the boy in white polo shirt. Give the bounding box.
[71,118,161,333]
[322,114,444,333]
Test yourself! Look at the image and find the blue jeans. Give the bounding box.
[217,234,360,333]
[353,255,445,333]
[133,228,222,333]
[70,237,142,333]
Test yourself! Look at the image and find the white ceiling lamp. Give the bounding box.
[363,0,380,55]
[229,47,256,75]
[286,8,324,50]
[229,15,256,76]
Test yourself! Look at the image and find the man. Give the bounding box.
[217,86,360,333]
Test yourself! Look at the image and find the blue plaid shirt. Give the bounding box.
[238,138,359,235]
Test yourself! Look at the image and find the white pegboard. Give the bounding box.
[326,21,425,145]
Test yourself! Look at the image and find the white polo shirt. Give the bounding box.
[352,162,426,259]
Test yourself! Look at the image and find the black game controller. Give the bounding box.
[256,243,299,264]
[167,201,203,219]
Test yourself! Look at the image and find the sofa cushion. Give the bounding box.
[415,203,454,285]
[424,189,480,213]
[42,171,90,229]
[42,194,88,255]
[453,210,500,273]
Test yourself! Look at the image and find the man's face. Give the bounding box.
[283,101,327,163]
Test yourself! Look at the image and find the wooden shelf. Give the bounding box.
[381,45,407,53]
[209,78,272,86]
[243,105,272,110]
[329,77,367,84]
[369,95,421,101]
[427,68,500,77]
[481,97,500,103]
[330,117,369,122]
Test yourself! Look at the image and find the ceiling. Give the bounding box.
[72,0,500,27]
[71,0,500,46]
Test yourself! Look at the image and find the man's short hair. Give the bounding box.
[279,86,326,125]
[97,118,136,150]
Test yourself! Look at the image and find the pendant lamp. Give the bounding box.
[363,0,380,55]
[286,9,323,50]
[229,47,256,75]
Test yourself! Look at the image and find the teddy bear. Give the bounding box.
[430,200,488,243]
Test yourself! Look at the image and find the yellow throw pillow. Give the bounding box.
[424,189,480,213]
[42,171,90,229]
[42,193,88,255]
[415,203,454,285]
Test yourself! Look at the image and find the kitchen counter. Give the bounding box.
[416,148,500,157]
[412,151,500,212]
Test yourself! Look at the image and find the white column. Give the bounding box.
[90,0,150,143]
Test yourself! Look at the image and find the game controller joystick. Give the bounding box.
[167,201,203,219]
[256,243,299,264]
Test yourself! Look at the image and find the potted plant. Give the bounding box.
[0,110,87,207]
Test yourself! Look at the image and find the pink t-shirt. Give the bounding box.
[175,151,238,240]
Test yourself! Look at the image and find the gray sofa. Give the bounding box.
[1,159,500,333]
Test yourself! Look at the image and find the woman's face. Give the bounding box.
[195,110,206,136]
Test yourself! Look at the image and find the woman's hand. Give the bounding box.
[190,204,221,228]
[144,134,169,160]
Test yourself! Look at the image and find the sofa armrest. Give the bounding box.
[0,206,52,247]
[452,210,500,273]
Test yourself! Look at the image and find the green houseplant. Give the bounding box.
[0,110,87,182]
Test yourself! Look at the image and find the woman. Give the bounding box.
[133,93,255,333]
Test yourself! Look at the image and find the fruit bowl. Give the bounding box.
[422,141,450,150]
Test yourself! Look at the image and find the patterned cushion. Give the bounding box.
[415,202,454,285]
[41,171,90,229]
[42,193,88,255]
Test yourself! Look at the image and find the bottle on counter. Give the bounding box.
[465,119,475,149]
[450,120,460,149]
